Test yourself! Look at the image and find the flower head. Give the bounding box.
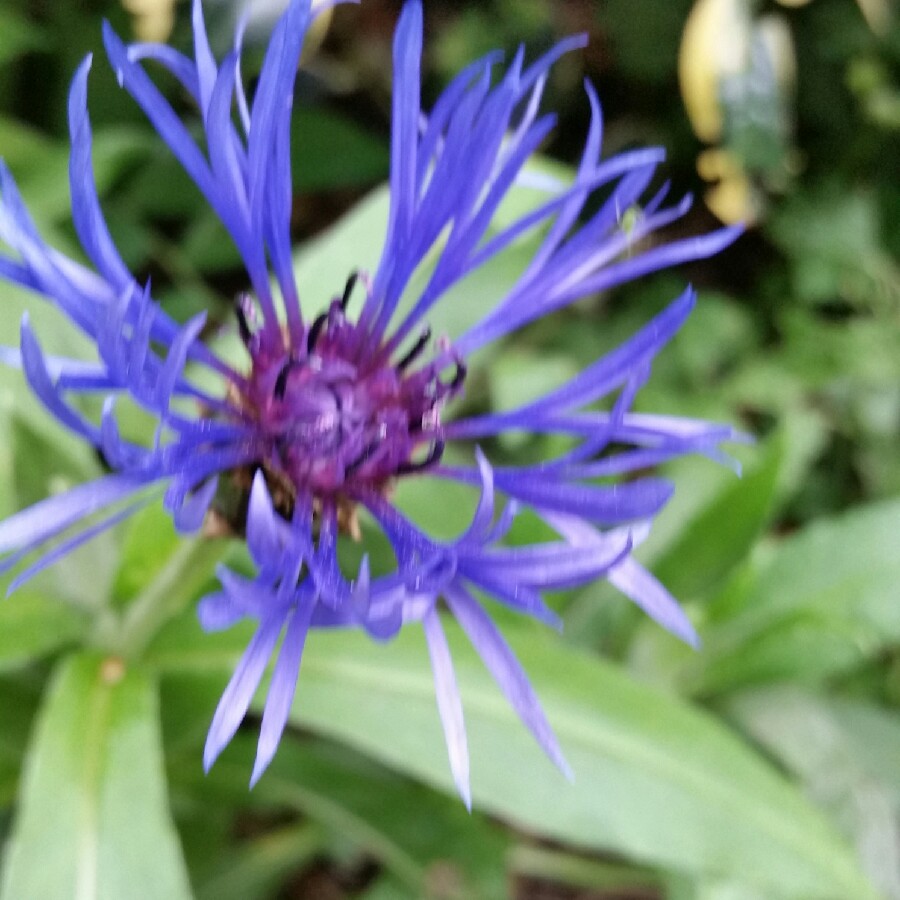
[0,0,741,804]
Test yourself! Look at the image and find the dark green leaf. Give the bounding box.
[195,823,323,900]
[0,12,42,65]
[291,107,389,191]
[651,433,782,600]
[0,674,43,808]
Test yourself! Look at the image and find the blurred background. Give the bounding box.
[0,0,898,898]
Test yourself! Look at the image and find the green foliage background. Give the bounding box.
[0,0,897,897]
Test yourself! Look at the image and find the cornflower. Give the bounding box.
[0,0,741,804]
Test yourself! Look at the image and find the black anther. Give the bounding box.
[306,312,328,355]
[396,440,445,475]
[234,299,252,345]
[274,358,297,400]
[447,360,467,392]
[345,439,382,476]
[340,271,359,311]
[397,326,432,372]
[328,384,343,413]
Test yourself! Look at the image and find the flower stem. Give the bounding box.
[114,537,226,661]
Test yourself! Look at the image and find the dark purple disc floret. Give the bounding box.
[232,277,461,502]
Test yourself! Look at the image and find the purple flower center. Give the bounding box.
[229,276,464,506]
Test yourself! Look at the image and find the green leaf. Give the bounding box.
[694,498,900,693]
[179,211,243,275]
[356,875,418,900]
[156,648,510,898]
[124,153,211,219]
[0,593,86,673]
[145,609,873,895]
[489,349,580,450]
[726,688,900,898]
[651,433,782,601]
[666,876,770,900]
[728,687,900,804]
[268,626,875,898]
[666,292,760,387]
[145,608,254,675]
[1,654,193,900]
[827,699,900,801]
[777,310,900,388]
[293,186,390,319]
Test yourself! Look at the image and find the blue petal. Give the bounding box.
[0,165,98,334]
[205,51,250,231]
[445,584,572,780]
[244,0,312,337]
[102,22,222,225]
[458,447,495,544]
[171,476,218,533]
[5,494,152,593]
[67,56,132,291]
[461,535,632,590]
[0,473,149,555]
[449,288,696,439]
[191,0,217,115]
[251,599,315,786]
[199,565,272,631]
[19,315,101,442]
[204,612,286,772]
[127,44,200,99]
[609,556,700,648]
[423,607,471,809]
[385,0,422,266]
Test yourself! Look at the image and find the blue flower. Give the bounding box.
[0,0,742,804]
